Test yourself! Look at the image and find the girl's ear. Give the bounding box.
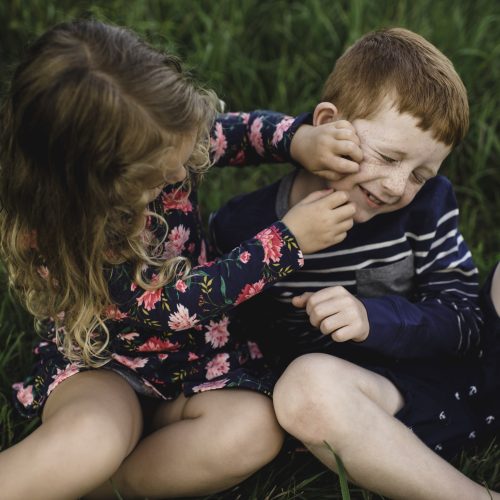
[313,102,339,126]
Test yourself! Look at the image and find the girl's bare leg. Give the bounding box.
[88,389,283,499]
[0,370,142,500]
[273,353,498,500]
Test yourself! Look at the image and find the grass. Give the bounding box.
[0,0,499,498]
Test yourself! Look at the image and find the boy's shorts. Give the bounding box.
[367,356,500,460]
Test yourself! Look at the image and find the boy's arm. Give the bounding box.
[357,181,483,358]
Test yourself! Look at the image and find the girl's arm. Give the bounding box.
[109,220,304,330]
[212,111,361,179]
[211,111,303,166]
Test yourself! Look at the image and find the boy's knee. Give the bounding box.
[273,354,356,444]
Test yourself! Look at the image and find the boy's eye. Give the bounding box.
[411,172,426,184]
[380,154,397,164]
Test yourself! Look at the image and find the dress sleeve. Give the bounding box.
[109,221,304,331]
[210,111,311,166]
[358,179,483,359]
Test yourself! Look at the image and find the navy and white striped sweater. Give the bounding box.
[211,170,483,364]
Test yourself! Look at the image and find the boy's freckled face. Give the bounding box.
[329,102,451,223]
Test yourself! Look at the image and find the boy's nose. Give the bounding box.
[381,173,408,198]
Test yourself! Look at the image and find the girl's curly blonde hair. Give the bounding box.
[0,19,218,367]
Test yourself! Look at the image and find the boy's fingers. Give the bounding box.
[292,292,313,308]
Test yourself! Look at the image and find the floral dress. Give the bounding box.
[12,111,304,418]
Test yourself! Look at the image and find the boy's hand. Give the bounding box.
[282,189,355,254]
[290,121,363,181]
[292,286,369,342]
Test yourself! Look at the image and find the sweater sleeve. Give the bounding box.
[358,178,483,359]
[109,221,304,330]
[210,111,311,166]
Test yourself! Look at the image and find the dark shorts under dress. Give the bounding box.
[12,327,276,420]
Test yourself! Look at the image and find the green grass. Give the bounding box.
[1,0,499,498]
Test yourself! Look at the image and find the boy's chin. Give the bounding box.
[354,211,378,224]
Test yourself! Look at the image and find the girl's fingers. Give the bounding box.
[333,140,364,163]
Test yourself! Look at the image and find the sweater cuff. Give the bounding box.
[278,112,314,165]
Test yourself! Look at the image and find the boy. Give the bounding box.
[211,28,500,499]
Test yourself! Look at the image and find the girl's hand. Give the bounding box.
[292,286,369,342]
[282,189,355,254]
[290,121,363,181]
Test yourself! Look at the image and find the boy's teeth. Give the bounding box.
[368,192,382,204]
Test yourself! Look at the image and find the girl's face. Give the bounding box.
[329,101,451,223]
[146,132,197,203]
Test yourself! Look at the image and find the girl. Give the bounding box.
[0,19,356,499]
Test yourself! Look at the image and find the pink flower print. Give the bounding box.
[205,353,230,380]
[164,225,190,258]
[235,279,266,305]
[130,282,138,292]
[188,352,200,361]
[227,112,250,124]
[47,363,80,394]
[193,378,230,393]
[271,116,294,146]
[158,353,169,361]
[12,383,34,406]
[136,287,162,311]
[161,189,193,214]
[187,242,196,254]
[112,354,149,371]
[204,316,230,348]
[117,332,140,341]
[103,304,128,321]
[249,117,265,157]
[175,279,187,293]
[239,251,251,264]
[229,150,246,165]
[255,226,284,264]
[37,265,49,279]
[137,336,181,352]
[168,304,199,331]
[198,240,207,265]
[210,121,228,163]
[248,341,264,359]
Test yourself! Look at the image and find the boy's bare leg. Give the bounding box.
[490,262,500,314]
[274,353,498,500]
[88,389,283,499]
[0,370,143,500]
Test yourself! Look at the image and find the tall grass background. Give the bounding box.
[0,0,499,498]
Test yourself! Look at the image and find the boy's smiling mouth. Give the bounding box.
[360,186,385,207]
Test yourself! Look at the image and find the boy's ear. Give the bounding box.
[313,102,339,126]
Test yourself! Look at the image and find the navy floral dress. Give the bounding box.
[12,111,304,418]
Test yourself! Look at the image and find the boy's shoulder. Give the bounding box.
[210,175,286,254]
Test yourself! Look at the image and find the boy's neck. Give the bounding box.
[289,169,330,208]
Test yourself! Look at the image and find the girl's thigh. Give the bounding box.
[147,388,279,433]
[42,369,143,456]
